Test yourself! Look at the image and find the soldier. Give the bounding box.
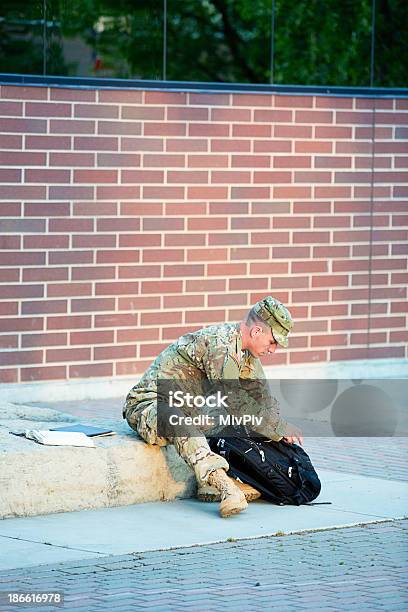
[123,296,303,518]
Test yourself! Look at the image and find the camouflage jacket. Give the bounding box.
[124,322,287,440]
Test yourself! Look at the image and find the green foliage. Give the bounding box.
[0,0,407,86]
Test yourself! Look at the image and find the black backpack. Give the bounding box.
[209,430,322,506]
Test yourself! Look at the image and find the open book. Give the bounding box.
[24,430,96,448]
[50,424,116,437]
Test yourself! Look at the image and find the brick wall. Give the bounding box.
[0,84,407,384]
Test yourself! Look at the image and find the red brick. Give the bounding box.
[122,137,163,152]
[250,262,289,274]
[122,105,164,120]
[117,296,160,311]
[94,345,136,360]
[351,303,387,315]
[311,334,347,347]
[296,171,332,183]
[22,333,67,348]
[275,125,312,138]
[336,141,371,154]
[26,102,71,117]
[168,170,208,184]
[208,233,248,246]
[391,301,408,313]
[0,349,43,366]
[188,217,227,230]
[0,117,47,134]
[231,217,270,230]
[0,302,18,316]
[231,247,270,260]
[313,275,349,287]
[145,91,186,105]
[48,283,92,298]
[0,368,17,383]
[144,186,184,199]
[24,235,69,249]
[209,202,248,215]
[69,362,113,378]
[0,202,21,217]
[0,151,45,166]
[47,315,91,330]
[69,330,114,346]
[254,171,291,183]
[311,304,348,316]
[0,316,43,332]
[73,169,117,183]
[145,123,186,137]
[315,186,351,198]
[50,119,94,135]
[0,185,46,200]
[272,217,309,229]
[231,155,270,168]
[0,268,19,282]
[292,289,330,303]
[229,277,268,290]
[0,251,45,265]
[73,234,116,248]
[119,234,161,247]
[252,202,291,214]
[0,134,22,149]
[316,126,353,138]
[271,276,309,289]
[168,107,208,121]
[212,108,250,122]
[116,360,151,375]
[231,187,270,199]
[273,186,311,199]
[22,300,67,315]
[208,293,248,307]
[141,311,182,326]
[163,233,203,247]
[95,313,139,328]
[254,110,292,122]
[189,93,230,106]
[290,350,327,364]
[95,250,139,264]
[48,218,93,233]
[211,139,250,152]
[0,335,18,349]
[72,297,115,312]
[1,285,44,303]
[162,325,197,339]
[187,155,228,168]
[296,110,333,123]
[0,235,20,249]
[189,123,229,137]
[142,280,182,294]
[0,168,21,182]
[118,265,161,279]
[74,136,118,151]
[186,279,225,292]
[187,248,228,262]
[2,85,46,99]
[49,186,94,200]
[166,139,207,153]
[26,135,71,150]
[22,268,68,283]
[233,124,271,138]
[274,95,313,108]
[143,154,184,168]
[251,231,289,244]
[140,343,170,358]
[295,141,332,154]
[188,186,228,200]
[355,127,392,140]
[163,295,205,309]
[208,263,246,276]
[116,328,158,343]
[164,264,204,278]
[50,153,94,168]
[51,89,95,102]
[21,365,67,382]
[332,288,370,301]
[71,266,115,282]
[97,186,140,199]
[120,202,163,217]
[74,104,118,119]
[98,121,141,136]
[95,282,139,296]
[233,94,272,107]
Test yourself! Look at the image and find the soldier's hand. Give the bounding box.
[283,423,303,446]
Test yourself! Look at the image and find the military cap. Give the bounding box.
[253,296,293,348]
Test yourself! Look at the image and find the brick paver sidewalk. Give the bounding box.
[0,520,407,611]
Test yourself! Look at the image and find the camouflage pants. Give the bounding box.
[125,400,229,487]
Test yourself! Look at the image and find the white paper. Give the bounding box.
[24,430,96,448]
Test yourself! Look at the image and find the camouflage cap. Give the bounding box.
[253,296,293,348]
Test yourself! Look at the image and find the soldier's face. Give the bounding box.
[247,325,278,358]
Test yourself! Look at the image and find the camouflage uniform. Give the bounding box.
[123,297,293,487]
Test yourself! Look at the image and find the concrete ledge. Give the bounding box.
[0,404,195,519]
[0,358,406,404]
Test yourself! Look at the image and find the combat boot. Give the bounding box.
[198,479,261,503]
[207,469,248,518]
